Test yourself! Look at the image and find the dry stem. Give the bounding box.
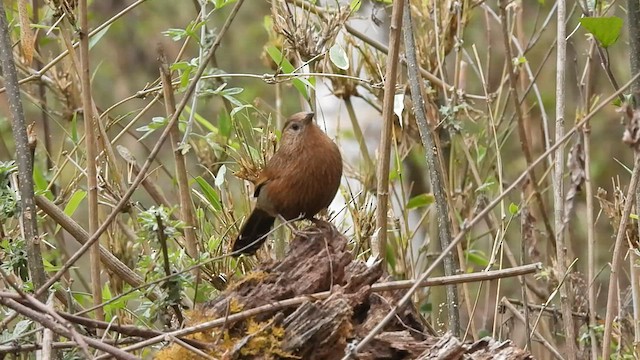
[374,0,404,259]
[602,154,640,359]
[402,0,459,337]
[158,47,200,271]
[78,0,104,323]
[0,0,47,298]
[31,0,246,300]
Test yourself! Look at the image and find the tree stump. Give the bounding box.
[156,224,532,359]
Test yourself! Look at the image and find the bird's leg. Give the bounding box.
[277,215,309,239]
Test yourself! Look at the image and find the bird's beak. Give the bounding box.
[303,112,315,124]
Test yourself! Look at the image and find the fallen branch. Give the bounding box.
[501,298,565,360]
[0,298,137,360]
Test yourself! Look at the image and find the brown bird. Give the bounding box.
[232,112,343,255]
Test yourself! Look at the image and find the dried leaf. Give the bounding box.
[520,200,540,262]
[622,103,640,150]
[564,136,585,222]
[18,0,35,65]
[27,122,37,151]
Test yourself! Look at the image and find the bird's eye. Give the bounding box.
[290,123,300,131]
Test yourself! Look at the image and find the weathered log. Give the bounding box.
[156,224,532,360]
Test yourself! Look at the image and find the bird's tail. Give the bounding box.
[232,208,276,256]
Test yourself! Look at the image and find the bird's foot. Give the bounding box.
[277,215,310,239]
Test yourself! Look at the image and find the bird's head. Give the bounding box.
[279,112,315,148]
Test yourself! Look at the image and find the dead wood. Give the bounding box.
[155,224,532,360]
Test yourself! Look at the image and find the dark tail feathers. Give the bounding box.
[232,208,275,256]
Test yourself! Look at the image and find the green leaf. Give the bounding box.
[103,286,138,321]
[136,116,168,140]
[218,112,232,138]
[55,190,87,235]
[512,56,527,66]
[215,0,237,8]
[265,45,311,100]
[230,104,254,118]
[70,112,78,144]
[389,169,399,181]
[89,24,111,50]
[194,176,222,211]
[580,16,623,48]
[419,301,432,313]
[508,203,519,215]
[163,28,187,41]
[385,240,395,268]
[12,320,31,338]
[406,193,435,209]
[102,282,111,301]
[33,166,53,200]
[185,106,217,133]
[465,249,489,267]
[263,15,274,34]
[475,180,496,193]
[43,258,69,272]
[350,0,362,11]
[475,145,486,164]
[180,66,192,89]
[329,44,349,70]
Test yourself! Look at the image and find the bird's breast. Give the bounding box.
[261,132,342,220]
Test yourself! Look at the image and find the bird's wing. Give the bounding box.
[255,153,286,198]
[253,171,271,198]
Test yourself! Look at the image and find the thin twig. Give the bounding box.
[0,0,47,297]
[506,298,595,320]
[41,293,55,360]
[181,2,207,146]
[0,338,140,354]
[602,153,640,359]
[498,0,556,251]
[501,298,565,360]
[583,123,599,360]
[158,47,199,269]
[520,197,532,350]
[78,0,104,323]
[92,263,540,357]
[0,298,137,360]
[32,0,245,300]
[553,0,577,357]
[627,0,640,355]
[34,194,164,302]
[374,0,403,259]
[116,145,175,212]
[402,0,459,336]
[581,37,599,360]
[169,335,216,360]
[0,268,93,359]
[155,212,184,325]
[31,0,53,190]
[342,66,640,359]
[0,0,149,94]
[528,258,578,350]
[344,97,374,183]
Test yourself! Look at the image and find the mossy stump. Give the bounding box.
[156,224,531,359]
